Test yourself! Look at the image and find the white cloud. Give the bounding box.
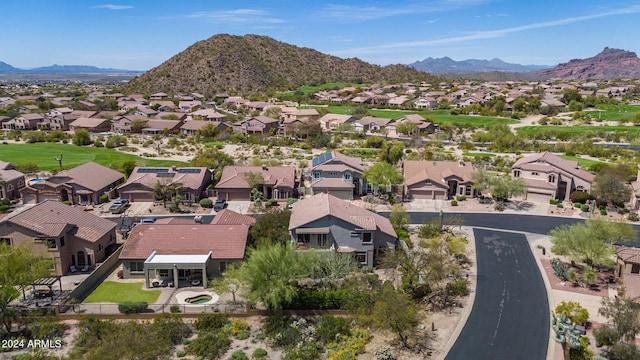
[186,9,283,24]
[332,5,640,56]
[92,4,133,10]
[320,0,494,21]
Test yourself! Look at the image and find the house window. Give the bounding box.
[318,234,328,247]
[531,172,539,176]
[330,172,337,176]
[18,180,24,187]
[459,187,464,195]
[465,185,472,196]
[220,261,232,273]
[45,239,57,250]
[632,264,640,274]
[548,174,556,183]
[7,184,13,191]
[344,172,352,181]
[130,261,144,273]
[59,236,65,247]
[98,244,102,251]
[159,269,169,277]
[513,170,520,177]
[297,233,310,244]
[362,233,372,244]
[355,252,367,265]
[0,237,10,246]
[314,172,321,179]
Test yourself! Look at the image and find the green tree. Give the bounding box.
[555,301,589,324]
[304,251,357,281]
[551,218,637,266]
[594,297,640,359]
[378,140,404,165]
[248,209,291,247]
[72,129,92,146]
[190,148,234,181]
[363,162,403,193]
[194,123,220,141]
[591,171,632,205]
[120,160,137,178]
[0,243,52,335]
[395,121,418,136]
[372,281,419,348]
[389,204,410,231]
[238,244,306,310]
[130,119,147,133]
[209,264,242,303]
[153,180,182,208]
[472,169,527,201]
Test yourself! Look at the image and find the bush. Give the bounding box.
[0,205,9,213]
[551,258,569,281]
[199,198,213,208]
[580,204,590,212]
[117,302,148,314]
[98,194,109,204]
[176,350,186,358]
[252,348,268,359]
[375,347,397,360]
[187,332,231,360]
[264,199,278,207]
[600,208,607,215]
[455,195,467,201]
[316,315,351,345]
[450,200,458,206]
[570,191,592,204]
[170,305,181,313]
[194,314,228,331]
[230,349,249,360]
[628,213,640,222]
[494,202,505,211]
[550,199,559,205]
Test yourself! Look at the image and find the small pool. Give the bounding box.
[29,178,44,185]
[186,295,212,304]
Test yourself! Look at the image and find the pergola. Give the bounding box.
[30,276,62,298]
[143,251,211,289]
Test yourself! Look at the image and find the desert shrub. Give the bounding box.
[170,305,181,313]
[117,302,148,314]
[446,278,470,297]
[326,328,370,360]
[450,200,458,206]
[176,350,186,358]
[455,195,467,201]
[316,315,351,345]
[0,205,10,213]
[264,199,278,207]
[194,314,228,331]
[227,319,250,339]
[230,349,249,360]
[199,198,213,208]
[580,204,590,212]
[570,191,592,204]
[628,213,640,222]
[494,202,505,211]
[550,199,559,205]
[252,348,268,359]
[374,347,396,360]
[98,194,109,204]
[551,258,569,281]
[600,208,607,215]
[186,332,231,360]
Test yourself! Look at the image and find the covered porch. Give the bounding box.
[143,251,211,289]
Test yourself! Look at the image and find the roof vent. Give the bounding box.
[262,165,268,171]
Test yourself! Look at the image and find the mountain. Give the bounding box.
[124,34,439,95]
[0,61,23,74]
[0,62,140,75]
[408,56,549,74]
[534,47,640,80]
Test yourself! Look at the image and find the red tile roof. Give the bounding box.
[210,209,256,226]
[120,224,248,260]
[2,200,115,242]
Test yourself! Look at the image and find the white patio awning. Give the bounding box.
[295,227,330,234]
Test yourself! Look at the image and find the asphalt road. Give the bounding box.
[445,229,549,360]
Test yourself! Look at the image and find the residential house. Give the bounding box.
[141,119,185,135]
[232,116,279,135]
[7,113,45,130]
[281,108,320,122]
[414,97,439,109]
[119,222,249,288]
[614,246,640,300]
[403,160,478,200]
[395,114,436,134]
[20,162,124,205]
[150,101,177,112]
[354,116,393,133]
[511,152,595,202]
[214,165,296,201]
[191,108,227,122]
[149,92,168,100]
[68,117,111,133]
[0,200,117,275]
[309,151,367,199]
[288,193,397,267]
[118,166,213,203]
[317,114,356,131]
[0,161,25,200]
[180,120,228,136]
[179,100,203,112]
[133,106,158,118]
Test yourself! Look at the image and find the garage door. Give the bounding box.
[22,194,36,204]
[433,190,447,200]
[411,190,432,199]
[526,192,552,203]
[39,194,59,202]
[126,192,154,202]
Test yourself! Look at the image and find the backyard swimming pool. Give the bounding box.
[175,290,219,305]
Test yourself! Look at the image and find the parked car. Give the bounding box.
[140,217,157,224]
[213,198,227,211]
[109,199,130,214]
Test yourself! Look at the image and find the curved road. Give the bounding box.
[444,229,549,360]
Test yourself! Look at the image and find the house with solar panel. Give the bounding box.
[117,166,213,203]
[308,151,368,200]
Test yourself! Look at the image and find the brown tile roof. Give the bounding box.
[310,178,354,188]
[512,152,595,183]
[617,246,640,265]
[289,193,396,238]
[2,200,115,242]
[215,166,296,190]
[69,117,109,128]
[57,162,124,192]
[120,224,248,260]
[403,160,475,187]
[124,167,211,191]
[210,209,256,226]
[144,119,183,130]
[153,217,197,225]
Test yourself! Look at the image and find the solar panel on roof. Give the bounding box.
[312,151,332,167]
[157,172,176,177]
[177,168,201,174]
[138,168,169,173]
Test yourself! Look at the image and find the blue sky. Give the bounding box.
[3,0,640,70]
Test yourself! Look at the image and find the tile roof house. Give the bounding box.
[403,160,478,200]
[20,162,124,205]
[5,113,45,130]
[615,246,640,301]
[140,119,185,135]
[0,161,26,200]
[214,165,296,202]
[68,117,111,133]
[317,114,356,131]
[232,116,279,135]
[288,193,397,267]
[354,116,393,133]
[180,120,228,135]
[511,152,595,203]
[210,208,256,226]
[118,166,213,203]
[309,151,367,200]
[119,223,249,288]
[0,200,117,275]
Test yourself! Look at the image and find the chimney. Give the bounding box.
[171,165,177,171]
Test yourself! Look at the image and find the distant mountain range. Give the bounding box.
[534,47,640,80]
[408,57,550,74]
[0,61,142,74]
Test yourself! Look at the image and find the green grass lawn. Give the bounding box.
[83,281,161,304]
[0,143,187,171]
[558,155,608,170]
[463,152,496,158]
[515,125,640,137]
[585,103,640,122]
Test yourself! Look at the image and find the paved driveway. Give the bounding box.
[445,229,549,360]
